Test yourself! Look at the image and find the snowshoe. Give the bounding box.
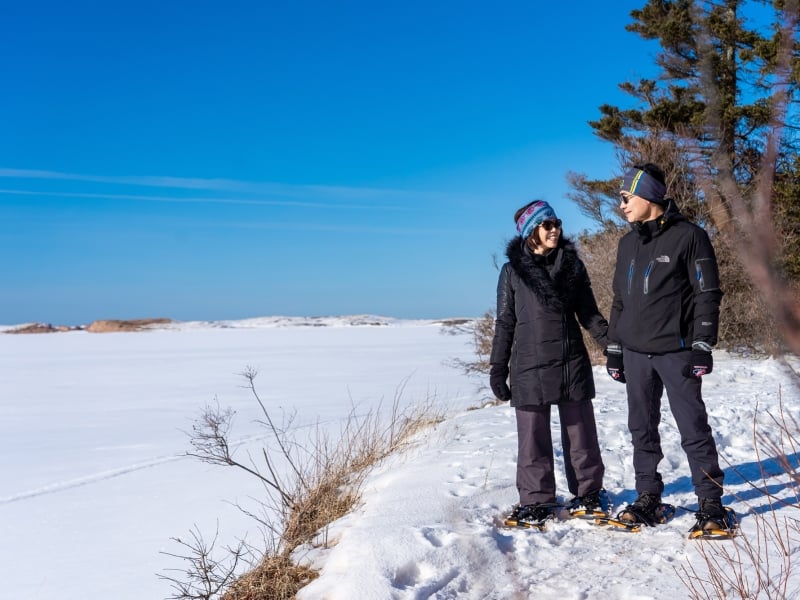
[688,504,738,540]
[567,488,611,520]
[503,502,560,530]
[595,492,674,532]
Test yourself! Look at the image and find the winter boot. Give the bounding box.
[568,488,611,519]
[504,503,559,529]
[689,497,735,538]
[616,491,663,526]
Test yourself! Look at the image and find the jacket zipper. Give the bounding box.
[627,259,635,295]
[561,313,570,401]
[643,260,655,295]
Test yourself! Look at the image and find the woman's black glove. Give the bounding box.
[489,366,511,401]
[605,343,626,383]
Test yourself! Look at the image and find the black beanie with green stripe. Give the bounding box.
[620,167,667,206]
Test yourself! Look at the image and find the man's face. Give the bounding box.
[619,191,654,223]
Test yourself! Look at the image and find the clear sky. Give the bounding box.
[1,1,659,326]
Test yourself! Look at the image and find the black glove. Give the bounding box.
[683,343,713,378]
[605,343,626,383]
[489,366,511,401]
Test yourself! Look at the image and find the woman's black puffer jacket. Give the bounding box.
[489,237,608,407]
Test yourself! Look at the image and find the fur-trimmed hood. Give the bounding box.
[505,236,584,310]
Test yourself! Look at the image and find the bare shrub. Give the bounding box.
[677,387,800,599]
[448,311,495,375]
[714,233,782,353]
[437,318,472,328]
[160,526,250,600]
[162,370,445,599]
[576,227,624,318]
[577,226,626,364]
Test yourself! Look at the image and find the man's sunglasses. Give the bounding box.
[539,219,562,231]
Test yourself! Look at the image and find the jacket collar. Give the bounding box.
[632,199,686,240]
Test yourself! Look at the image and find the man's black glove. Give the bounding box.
[489,366,511,401]
[683,342,713,378]
[605,343,626,383]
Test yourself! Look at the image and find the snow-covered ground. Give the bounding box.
[2,318,798,599]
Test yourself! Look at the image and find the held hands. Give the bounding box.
[683,342,714,378]
[489,366,511,401]
[605,343,626,383]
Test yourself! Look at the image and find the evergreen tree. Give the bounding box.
[570,0,800,351]
[579,0,799,233]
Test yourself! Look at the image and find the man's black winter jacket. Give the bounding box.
[608,201,723,354]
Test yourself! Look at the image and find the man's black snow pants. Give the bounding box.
[623,349,724,500]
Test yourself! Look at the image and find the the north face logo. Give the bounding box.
[656,255,670,263]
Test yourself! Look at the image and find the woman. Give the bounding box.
[489,199,610,527]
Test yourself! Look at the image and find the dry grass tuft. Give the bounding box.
[221,555,317,600]
[280,482,357,552]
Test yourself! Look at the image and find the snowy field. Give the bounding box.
[2,317,799,600]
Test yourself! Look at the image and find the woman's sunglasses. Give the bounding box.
[539,219,562,231]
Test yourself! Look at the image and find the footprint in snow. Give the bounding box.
[419,526,458,548]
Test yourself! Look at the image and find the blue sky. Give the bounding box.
[1,1,659,325]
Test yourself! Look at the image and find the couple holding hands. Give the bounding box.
[490,163,728,536]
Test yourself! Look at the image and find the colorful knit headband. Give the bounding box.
[516,201,557,239]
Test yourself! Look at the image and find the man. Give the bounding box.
[605,163,728,535]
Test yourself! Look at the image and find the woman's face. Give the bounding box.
[533,219,561,252]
